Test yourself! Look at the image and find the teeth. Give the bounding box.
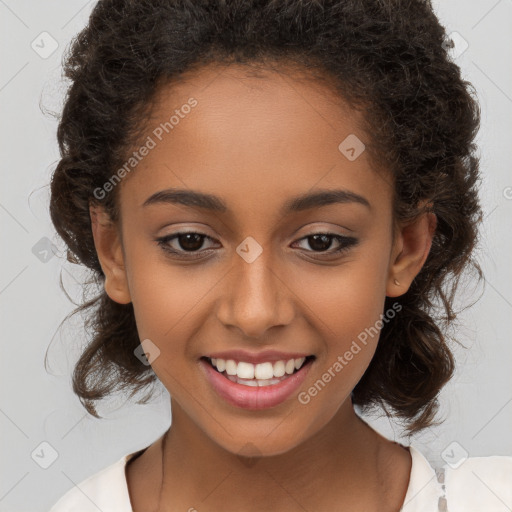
[225,359,237,376]
[237,361,255,379]
[209,356,309,379]
[254,362,274,380]
[273,360,285,377]
[294,357,305,370]
[226,374,286,387]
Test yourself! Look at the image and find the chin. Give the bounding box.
[203,415,316,460]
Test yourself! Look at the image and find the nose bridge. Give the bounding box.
[218,240,294,338]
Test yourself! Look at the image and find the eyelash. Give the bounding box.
[155,231,358,260]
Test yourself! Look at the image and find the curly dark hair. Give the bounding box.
[46,0,483,436]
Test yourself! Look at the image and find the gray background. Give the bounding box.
[1,1,511,511]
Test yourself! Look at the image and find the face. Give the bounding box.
[90,63,434,457]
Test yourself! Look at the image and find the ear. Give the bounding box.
[89,203,131,304]
[386,201,437,297]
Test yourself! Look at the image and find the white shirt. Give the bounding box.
[49,444,512,511]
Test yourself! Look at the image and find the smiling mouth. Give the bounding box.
[201,355,316,387]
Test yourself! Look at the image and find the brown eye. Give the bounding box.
[174,233,206,251]
[293,233,358,254]
[305,234,333,252]
[155,231,218,259]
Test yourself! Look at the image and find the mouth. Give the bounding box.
[199,355,316,410]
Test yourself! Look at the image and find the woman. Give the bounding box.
[47,0,512,510]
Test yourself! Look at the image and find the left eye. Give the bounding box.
[292,233,358,254]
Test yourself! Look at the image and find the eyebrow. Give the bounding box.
[142,187,371,214]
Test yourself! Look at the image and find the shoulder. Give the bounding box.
[48,451,142,512]
[403,445,512,511]
[442,453,512,511]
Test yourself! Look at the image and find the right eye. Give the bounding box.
[155,231,219,259]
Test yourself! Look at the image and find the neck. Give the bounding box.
[157,400,394,511]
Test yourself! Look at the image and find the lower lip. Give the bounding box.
[199,358,313,410]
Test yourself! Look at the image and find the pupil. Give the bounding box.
[180,233,203,251]
[309,234,331,251]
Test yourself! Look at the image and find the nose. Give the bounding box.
[216,247,295,340]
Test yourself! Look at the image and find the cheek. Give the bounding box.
[129,270,208,339]
[296,254,389,393]
[124,241,224,361]
[300,260,388,347]
[295,284,386,430]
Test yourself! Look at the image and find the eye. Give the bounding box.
[155,231,218,259]
[292,233,358,255]
[155,231,358,260]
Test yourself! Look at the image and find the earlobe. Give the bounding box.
[89,204,132,305]
[386,206,437,297]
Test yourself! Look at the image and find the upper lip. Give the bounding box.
[203,349,313,364]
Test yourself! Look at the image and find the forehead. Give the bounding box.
[118,63,392,217]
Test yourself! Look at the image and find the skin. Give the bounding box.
[90,63,436,512]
